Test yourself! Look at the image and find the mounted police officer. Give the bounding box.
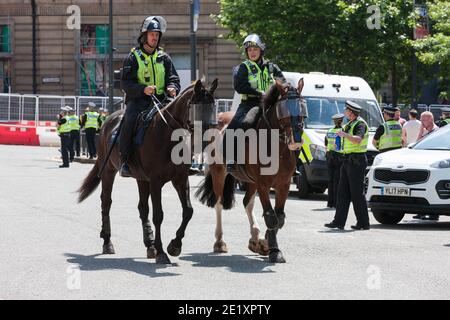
[372,106,403,153]
[119,16,181,177]
[67,107,81,162]
[325,101,370,230]
[439,107,450,127]
[81,101,101,159]
[225,34,286,171]
[325,113,344,208]
[57,106,72,168]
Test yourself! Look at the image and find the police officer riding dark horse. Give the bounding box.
[119,16,180,177]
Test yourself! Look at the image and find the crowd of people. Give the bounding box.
[56,102,109,168]
[324,105,450,228]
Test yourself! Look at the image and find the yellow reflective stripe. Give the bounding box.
[299,133,313,163]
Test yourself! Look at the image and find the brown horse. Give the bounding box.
[195,79,305,263]
[78,79,218,264]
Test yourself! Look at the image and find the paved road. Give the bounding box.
[0,145,449,300]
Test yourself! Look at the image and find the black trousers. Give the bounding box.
[60,133,71,166]
[333,154,370,227]
[326,152,342,208]
[85,128,97,158]
[69,130,80,160]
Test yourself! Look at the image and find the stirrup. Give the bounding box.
[119,162,132,177]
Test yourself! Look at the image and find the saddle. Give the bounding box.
[110,107,158,146]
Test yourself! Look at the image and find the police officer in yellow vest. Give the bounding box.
[372,106,403,153]
[324,113,344,208]
[325,101,370,230]
[81,101,101,159]
[438,107,450,127]
[225,34,286,171]
[67,107,81,162]
[119,16,180,177]
[57,106,72,168]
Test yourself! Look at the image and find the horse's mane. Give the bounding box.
[263,84,281,110]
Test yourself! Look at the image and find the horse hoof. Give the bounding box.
[258,239,270,256]
[147,246,157,259]
[248,239,259,254]
[102,243,115,255]
[268,250,286,263]
[156,253,172,265]
[213,240,228,253]
[167,240,182,257]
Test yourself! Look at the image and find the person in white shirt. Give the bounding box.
[402,109,421,146]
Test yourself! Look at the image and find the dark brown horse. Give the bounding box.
[78,79,218,264]
[195,79,305,263]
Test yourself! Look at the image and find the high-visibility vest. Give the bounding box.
[100,115,107,127]
[85,111,99,129]
[59,116,72,134]
[67,115,80,131]
[378,119,402,151]
[241,59,273,101]
[326,127,344,153]
[444,119,450,125]
[342,117,369,154]
[132,47,166,95]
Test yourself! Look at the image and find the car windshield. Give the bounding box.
[303,97,383,131]
[413,126,450,150]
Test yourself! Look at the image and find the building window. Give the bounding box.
[0,25,11,53]
[80,24,109,55]
[0,59,11,93]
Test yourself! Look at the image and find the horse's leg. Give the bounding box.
[167,177,193,257]
[245,183,269,256]
[149,179,171,264]
[257,184,285,263]
[265,182,291,263]
[100,169,117,254]
[212,168,228,253]
[137,180,156,259]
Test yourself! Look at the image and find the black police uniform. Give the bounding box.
[81,113,101,159]
[119,45,180,164]
[324,115,344,208]
[326,101,370,230]
[57,116,70,167]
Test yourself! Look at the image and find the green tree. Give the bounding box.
[215,0,419,104]
[411,0,450,101]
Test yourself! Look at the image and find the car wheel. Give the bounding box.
[372,210,405,225]
[297,166,310,199]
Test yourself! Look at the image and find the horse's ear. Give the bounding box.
[193,79,203,95]
[209,78,218,94]
[275,79,289,96]
[297,78,304,95]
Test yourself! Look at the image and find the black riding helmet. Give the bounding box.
[138,16,167,47]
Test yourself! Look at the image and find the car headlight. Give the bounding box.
[310,144,327,161]
[373,155,383,166]
[431,159,450,169]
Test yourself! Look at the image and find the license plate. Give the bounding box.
[381,187,410,197]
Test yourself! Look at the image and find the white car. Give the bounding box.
[366,125,450,224]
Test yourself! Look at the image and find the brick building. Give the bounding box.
[0,0,241,98]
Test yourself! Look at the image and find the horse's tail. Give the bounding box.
[77,160,101,203]
[195,172,235,210]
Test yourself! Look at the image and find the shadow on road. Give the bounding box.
[64,253,180,278]
[179,252,277,274]
[371,221,450,231]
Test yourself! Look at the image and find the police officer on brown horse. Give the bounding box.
[119,16,180,177]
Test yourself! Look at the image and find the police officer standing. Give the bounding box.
[372,106,403,153]
[57,106,71,168]
[119,16,180,177]
[325,101,370,230]
[225,34,286,171]
[324,113,344,208]
[66,107,81,162]
[81,101,101,159]
[438,107,450,127]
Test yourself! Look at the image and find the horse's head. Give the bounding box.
[265,78,307,151]
[188,78,218,133]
